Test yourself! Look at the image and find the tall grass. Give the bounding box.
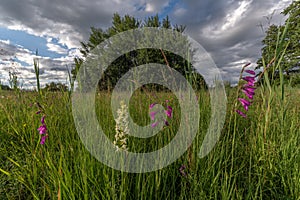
[0,22,299,199]
[0,83,299,199]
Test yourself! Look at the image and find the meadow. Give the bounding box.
[0,82,299,199]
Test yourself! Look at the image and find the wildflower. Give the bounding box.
[37,124,47,134]
[40,135,48,145]
[149,100,173,127]
[149,103,156,109]
[236,110,247,118]
[242,85,256,93]
[238,98,251,111]
[244,69,256,75]
[150,111,157,120]
[165,106,172,118]
[151,121,158,128]
[242,76,255,84]
[236,63,257,118]
[113,101,129,151]
[242,87,255,99]
[36,108,48,145]
[41,115,45,124]
[36,114,48,144]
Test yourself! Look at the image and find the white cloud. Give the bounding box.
[0,38,77,89]
[46,43,68,55]
[6,20,83,49]
[145,3,155,12]
[201,0,253,38]
[221,0,253,31]
[0,39,10,45]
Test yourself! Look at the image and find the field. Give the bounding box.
[0,84,299,199]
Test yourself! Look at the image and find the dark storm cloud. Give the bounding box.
[168,0,290,81]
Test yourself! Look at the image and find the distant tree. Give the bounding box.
[281,1,300,71]
[72,13,206,91]
[0,84,11,90]
[44,82,68,92]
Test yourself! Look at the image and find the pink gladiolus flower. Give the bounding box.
[244,69,255,75]
[238,98,251,111]
[244,82,255,87]
[242,89,254,99]
[243,85,256,92]
[150,111,157,120]
[149,103,156,109]
[165,106,172,118]
[149,102,172,128]
[243,76,255,83]
[37,125,47,134]
[151,122,158,128]
[40,135,48,145]
[236,110,247,118]
[243,87,255,95]
[236,63,258,118]
[41,115,46,125]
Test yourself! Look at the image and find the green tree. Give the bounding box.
[72,13,206,91]
[257,0,300,83]
[44,82,68,92]
[282,0,300,71]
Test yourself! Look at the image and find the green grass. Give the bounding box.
[0,86,299,199]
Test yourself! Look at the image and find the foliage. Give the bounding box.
[257,0,300,84]
[43,82,68,92]
[72,13,206,91]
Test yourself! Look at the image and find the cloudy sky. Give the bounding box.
[0,0,291,89]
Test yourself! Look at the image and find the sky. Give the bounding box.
[0,0,292,89]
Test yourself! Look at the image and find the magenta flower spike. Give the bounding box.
[165,106,173,118]
[244,69,255,75]
[243,87,256,95]
[236,63,258,118]
[236,110,247,118]
[241,89,254,99]
[243,85,256,92]
[243,76,256,83]
[238,98,251,111]
[244,81,255,87]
